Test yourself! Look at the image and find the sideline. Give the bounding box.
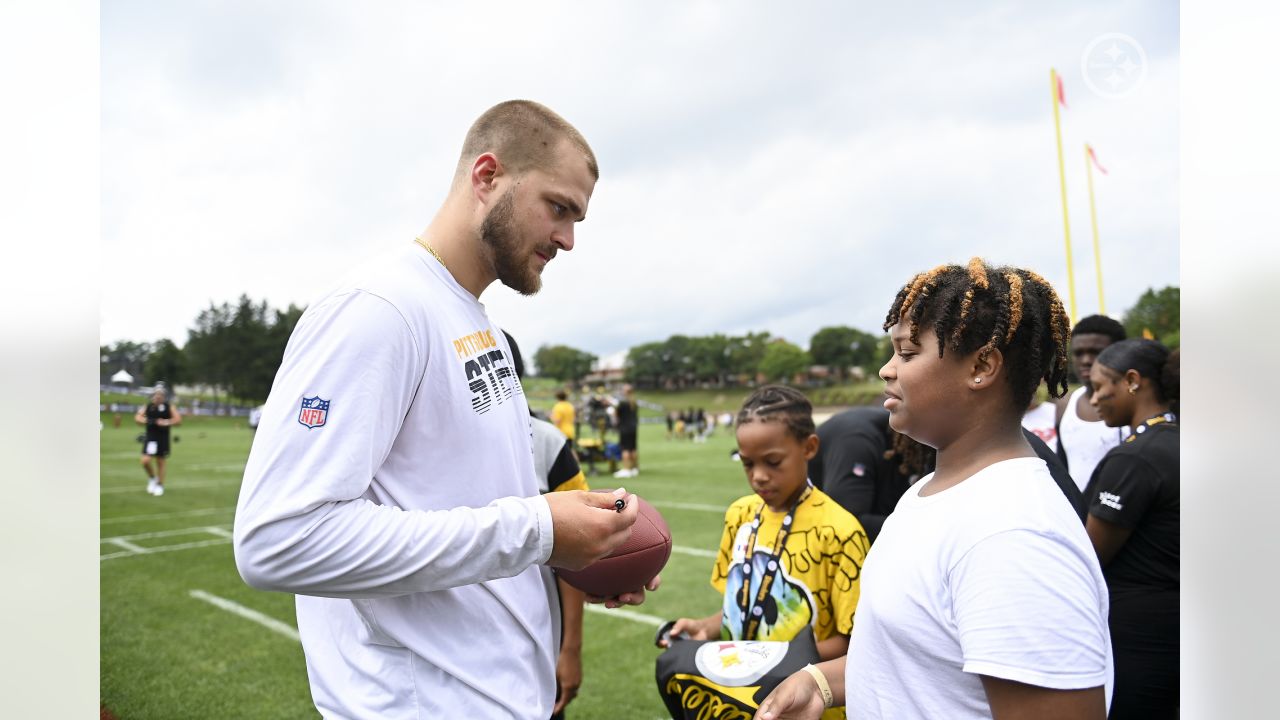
[189,589,300,641]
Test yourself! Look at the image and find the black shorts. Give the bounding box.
[143,435,171,457]
[620,429,637,451]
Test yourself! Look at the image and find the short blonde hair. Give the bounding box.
[454,100,598,183]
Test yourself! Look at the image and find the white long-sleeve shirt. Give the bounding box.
[234,243,559,719]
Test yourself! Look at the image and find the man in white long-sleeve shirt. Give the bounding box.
[234,100,656,719]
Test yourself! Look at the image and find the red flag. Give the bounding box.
[1056,74,1068,109]
[1086,144,1108,175]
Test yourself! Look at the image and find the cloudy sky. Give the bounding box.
[100,0,1178,363]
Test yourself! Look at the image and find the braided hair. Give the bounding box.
[883,258,1072,411]
[736,385,816,442]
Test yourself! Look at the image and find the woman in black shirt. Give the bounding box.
[1084,339,1179,718]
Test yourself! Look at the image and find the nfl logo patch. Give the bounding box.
[298,396,330,429]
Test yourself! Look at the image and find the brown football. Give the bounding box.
[557,493,672,598]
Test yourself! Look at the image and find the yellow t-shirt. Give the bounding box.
[712,488,868,644]
[550,400,576,440]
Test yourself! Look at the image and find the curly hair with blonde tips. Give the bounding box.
[883,258,1072,410]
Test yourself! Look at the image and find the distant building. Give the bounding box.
[583,349,627,385]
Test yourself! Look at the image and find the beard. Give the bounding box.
[480,189,542,296]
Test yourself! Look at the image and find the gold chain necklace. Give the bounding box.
[413,236,444,265]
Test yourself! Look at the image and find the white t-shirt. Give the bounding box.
[234,244,559,719]
[1020,402,1058,453]
[845,457,1112,719]
[1059,387,1128,492]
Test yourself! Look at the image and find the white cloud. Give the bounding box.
[101,0,1178,359]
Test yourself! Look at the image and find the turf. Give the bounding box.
[100,411,758,718]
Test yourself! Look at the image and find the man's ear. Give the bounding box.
[970,347,1003,391]
[470,152,504,204]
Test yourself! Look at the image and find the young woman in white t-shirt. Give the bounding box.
[757,258,1112,720]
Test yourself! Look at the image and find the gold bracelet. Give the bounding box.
[802,663,833,708]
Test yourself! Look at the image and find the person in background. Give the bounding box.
[1055,314,1128,492]
[550,389,576,452]
[613,384,640,478]
[1084,340,1180,719]
[806,406,929,544]
[1021,395,1058,452]
[135,388,181,496]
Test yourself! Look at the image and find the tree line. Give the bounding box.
[536,285,1181,387]
[100,295,304,404]
[100,285,1178,401]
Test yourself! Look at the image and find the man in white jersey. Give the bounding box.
[233,100,656,719]
[1055,314,1129,492]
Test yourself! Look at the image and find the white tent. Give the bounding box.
[110,369,134,384]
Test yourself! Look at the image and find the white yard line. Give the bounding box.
[672,545,717,559]
[100,538,230,562]
[102,525,232,543]
[583,604,666,627]
[650,500,727,513]
[107,538,148,554]
[189,590,299,642]
[101,507,235,525]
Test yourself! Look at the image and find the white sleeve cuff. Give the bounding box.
[534,494,555,565]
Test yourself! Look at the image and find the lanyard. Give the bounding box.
[737,482,812,641]
[1125,411,1177,442]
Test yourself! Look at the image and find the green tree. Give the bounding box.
[726,331,771,382]
[758,340,812,383]
[625,341,668,387]
[144,339,187,387]
[534,344,597,382]
[688,334,732,385]
[809,325,879,380]
[184,295,307,404]
[1122,286,1179,347]
[100,340,152,384]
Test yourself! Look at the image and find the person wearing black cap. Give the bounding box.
[1084,339,1180,718]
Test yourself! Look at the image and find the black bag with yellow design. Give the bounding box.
[655,626,820,720]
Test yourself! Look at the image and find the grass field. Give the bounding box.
[100,411,766,718]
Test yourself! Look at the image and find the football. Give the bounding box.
[557,493,672,598]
